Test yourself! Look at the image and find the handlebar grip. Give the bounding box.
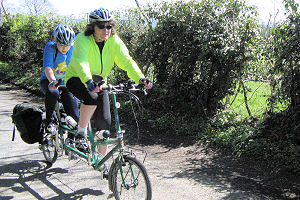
[97,80,105,87]
[89,92,98,100]
[48,79,62,90]
[88,84,110,100]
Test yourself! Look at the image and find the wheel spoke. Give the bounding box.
[42,134,58,163]
[111,156,152,200]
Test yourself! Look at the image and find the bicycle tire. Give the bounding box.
[42,133,58,164]
[110,155,152,200]
[55,129,65,156]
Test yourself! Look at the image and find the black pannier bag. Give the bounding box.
[11,102,43,144]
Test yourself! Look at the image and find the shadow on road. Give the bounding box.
[173,148,299,200]
[125,123,300,200]
[0,160,104,200]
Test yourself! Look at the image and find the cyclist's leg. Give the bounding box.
[66,77,98,152]
[40,79,59,161]
[79,104,97,134]
[60,87,79,122]
[91,91,111,156]
[66,77,95,130]
[40,79,59,132]
[91,90,111,130]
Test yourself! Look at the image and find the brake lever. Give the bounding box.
[144,89,148,95]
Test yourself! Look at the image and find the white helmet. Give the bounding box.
[53,24,75,46]
[89,8,114,23]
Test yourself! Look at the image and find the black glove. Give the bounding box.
[139,78,153,88]
[86,79,96,92]
[48,80,58,90]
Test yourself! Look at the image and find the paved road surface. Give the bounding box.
[0,83,299,200]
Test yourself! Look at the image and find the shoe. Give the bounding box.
[75,134,90,153]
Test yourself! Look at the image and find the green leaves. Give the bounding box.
[0,13,87,72]
[132,0,259,118]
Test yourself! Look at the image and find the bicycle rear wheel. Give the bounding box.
[110,155,152,200]
[42,133,58,164]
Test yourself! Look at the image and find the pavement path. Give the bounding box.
[0,82,299,200]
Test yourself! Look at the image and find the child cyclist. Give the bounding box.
[39,24,79,134]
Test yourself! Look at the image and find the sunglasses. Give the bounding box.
[97,24,113,30]
[57,42,70,47]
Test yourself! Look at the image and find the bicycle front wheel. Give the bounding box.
[110,155,152,200]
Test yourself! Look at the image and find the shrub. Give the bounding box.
[134,0,258,118]
[263,0,300,144]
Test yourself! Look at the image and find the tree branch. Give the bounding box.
[1,0,8,17]
[240,80,252,118]
[134,0,152,30]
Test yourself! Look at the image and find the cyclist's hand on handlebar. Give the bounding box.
[48,80,60,90]
[139,78,153,89]
[86,79,96,92]
[86,79,102,93]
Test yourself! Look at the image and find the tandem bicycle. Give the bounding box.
[40,76,152,200]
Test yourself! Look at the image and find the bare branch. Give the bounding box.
[1,0,8,16]
[134,0,152,30]
[23,0,52,15]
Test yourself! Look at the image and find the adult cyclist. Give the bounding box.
[65,8,152,155]
[39,24,79,134]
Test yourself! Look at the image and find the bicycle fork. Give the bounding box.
[117,155,139,190]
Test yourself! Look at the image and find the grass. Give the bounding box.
[225,81,288,119]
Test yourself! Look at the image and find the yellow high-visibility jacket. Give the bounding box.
[65,33,144,86]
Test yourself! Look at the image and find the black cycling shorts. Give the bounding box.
[66,77,111,130]
[66,77,102,105]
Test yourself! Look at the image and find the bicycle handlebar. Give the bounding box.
[102,83,145,93]
[88,74,147,100]
[56,76,147,101]
[92,74,145,93]
[88,83,146,100]
[55,79,62,87]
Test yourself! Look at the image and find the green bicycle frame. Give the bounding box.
[54,86,148,194]
[57,92,126,171]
